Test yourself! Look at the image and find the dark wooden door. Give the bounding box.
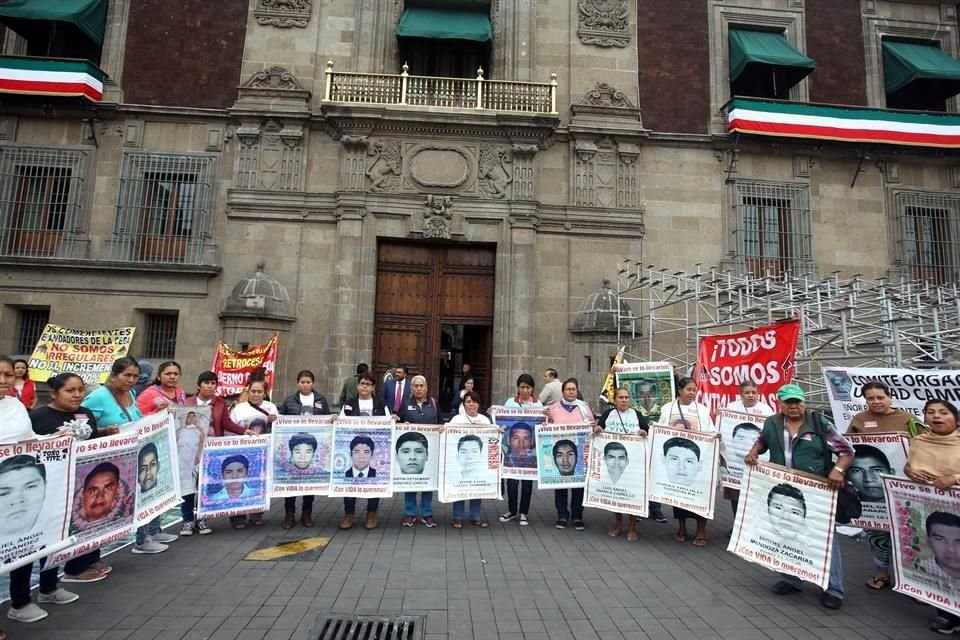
[374,240,495,407]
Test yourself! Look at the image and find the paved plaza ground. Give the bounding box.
[10,491,933,640]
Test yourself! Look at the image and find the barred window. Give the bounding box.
[0,146,88,258]
[17,308,49,355]
[730,180,813,277]
[113,153,215,264]
[144,313,178,360]
[894,192,960,285]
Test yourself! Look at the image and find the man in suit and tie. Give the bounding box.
[340,435,380,530]
[382,365,411,414]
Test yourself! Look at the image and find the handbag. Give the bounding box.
[812,411,862,524]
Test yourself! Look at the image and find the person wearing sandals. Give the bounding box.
[902,399,960,634]
[597,386,651,541]
[448,390,491,529]
[397,375,441,528]
[498,373,543,527]
[546,378,595,531]
[229,378,278,528]
[339,372,390,530]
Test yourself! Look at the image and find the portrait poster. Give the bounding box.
[491,407,546,480]
[211,333,278,397]
[330,417,394,499]
[614,362,676,419]
[884,476,960,614]
[823,367,960,431]
[728,463,837,591]
[0,435,75,567]
[717,409,768,489]
[197,436,270,519]
[648,425,720,518]
[133,412,181,525]
[846,433,910,530]
[584,431,649,517]
[52,431,139,565]
[536,423,592,489]
[391,424,443,493]
[270,416,334,498]
[438,425,501,503]
[170,404,211,495]
[26,324,135,384]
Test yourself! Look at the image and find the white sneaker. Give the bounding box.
[153,532,179,543]
[196,519,213,535]
[180,522,194,536]
[132,538,168,554]
[38,588,79,605]
[7,602,48,623]
[519,514,529,526]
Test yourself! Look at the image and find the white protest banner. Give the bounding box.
[438,425,501,502]
[537,423,592,489]
[197,436,270,519]
[846,433,910,530]
[134,413,181,525]
[171,405,211,495]
[330,417,394,499]
[717,409,768,489]
[614,362,676,419]
[648,425,721,519]
[391,424,443,493]
[823,367,960,431]
[584,432,649,517]
[884,476,960,615]
[270,416,334,498]
[491,407,546,480]
[53,431,139,565]
[728,463,837,590]
[0,436,75,566]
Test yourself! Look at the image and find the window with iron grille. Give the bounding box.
[17,308,49,355]
[113,153,215,265]
[144,313,178,360]
[894,191,960,285]
[730,180,813,277]
[0,146,88,258]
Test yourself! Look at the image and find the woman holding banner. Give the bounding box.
[9,359,37,409]
[448,390,491,528]
[499,373,543,527]
[398,375,441,528]
[278,370,331,529]
[339,372,389,530]
[546,378,595,531]
[230,378,278,527]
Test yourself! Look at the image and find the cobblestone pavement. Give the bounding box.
[9,491,932,640]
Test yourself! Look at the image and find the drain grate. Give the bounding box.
[314,615,422,640]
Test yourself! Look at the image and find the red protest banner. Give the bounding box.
[696,319,800,414]
[211,334,278,397]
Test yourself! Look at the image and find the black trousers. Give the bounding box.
[554,488,584,520]
[343,497,379,514]
[9,558,57,608]
[506,479,533,514]
[285,495,315,514]
[64,549,99,576]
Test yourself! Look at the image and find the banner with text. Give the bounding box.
[27,324,136,384]
[846,433,910,530]
[718,409,769,489]
[648,425,721,519]
[614,362,676,420]
[269,416,334,498]
[438,425,501,502]
[491,407,546,480]
[536,423,592,489]
[134,413,181,525]
[391,424,443,493]
[330,418,394,499]
[171,405,211,495]
[211,334,279,397]
[197,436,270,519]
[584,431,649,517]
[728,463,837,590]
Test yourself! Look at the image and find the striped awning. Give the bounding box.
[727,97,960,148]
[0,55,104,101]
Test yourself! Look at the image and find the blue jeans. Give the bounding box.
[453,499,481,520]
[404,491,433,517]
[778,534,845,599]
[135,516,162,545]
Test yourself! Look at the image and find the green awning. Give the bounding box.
[396,7,492,43]
[729,28,815,86]
[0,0,107,46]
[883,40,960,95]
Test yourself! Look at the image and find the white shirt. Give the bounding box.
[351,466,371,478]
[658,400,717,432]
[196,397,212,406]
[449,412,491,425]
[604,409,642,434]
[230,400,279,427]
[0,396,34,443]
[726,398,774,417]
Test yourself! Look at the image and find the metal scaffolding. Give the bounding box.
[614,261,960,406]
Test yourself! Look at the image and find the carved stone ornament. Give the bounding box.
[243,66,304,92]
[366,140,402,192]
[577,0,630,48]
[478,145,513,199]
[422,195,453,239]
[579,83,634,109]
[255,0,312,28]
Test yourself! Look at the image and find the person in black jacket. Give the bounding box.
[339,372,388,530]
[397,375,441,528]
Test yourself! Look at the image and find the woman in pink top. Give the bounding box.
[545,378,595,531]
[136,361,187,416]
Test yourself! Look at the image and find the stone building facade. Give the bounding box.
[0,0,958,406]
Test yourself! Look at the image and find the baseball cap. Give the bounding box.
[777,383,805,402]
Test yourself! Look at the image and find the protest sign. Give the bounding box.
[197,436,270,519]
[170,405,211,495]
[728,463,837,590]
[53,431,139,565]
[270,416,334,498]
[536,423,592,489]
[846,433,910,530]
[584,431,649,517]
[27,324,135,384]
[884,476,960,614]
[134,413,181,525]
[614,362,675,419]
[391,424,443,493]
[823,367,960,430]
[696,320,800,414]
[717,409,768,489]
[648,425,721,518]
[438,425,501,502]
[211,334,278,397]
[0,436,74,566]
[491,407,545,480]
[330,417,394,499]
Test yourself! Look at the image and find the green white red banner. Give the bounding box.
[0,56,104,101]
